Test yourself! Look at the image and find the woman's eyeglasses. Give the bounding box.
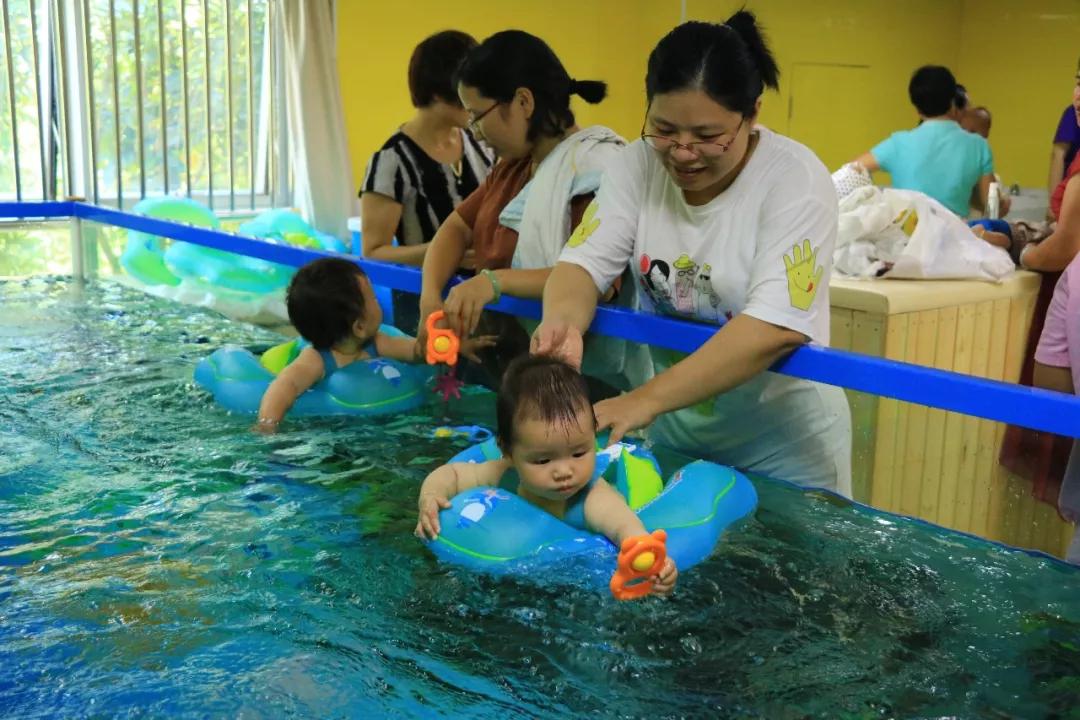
[641,118,744,158]
[467,102,503,132]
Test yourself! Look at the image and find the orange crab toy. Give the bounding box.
[609,529,667,600]
[425,310,460,366]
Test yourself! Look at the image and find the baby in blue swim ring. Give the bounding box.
[415,354,679,596]
[256,258,496,430]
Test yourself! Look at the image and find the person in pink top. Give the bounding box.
[1034,254,1080,562]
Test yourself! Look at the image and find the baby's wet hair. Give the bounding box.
[496,354,596,449]
[286,257,367,350]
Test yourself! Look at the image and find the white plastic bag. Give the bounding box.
[887,189,1015,280]
[831,182,1014,281]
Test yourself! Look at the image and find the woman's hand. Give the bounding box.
[530,322,584,368]
[415,491,452,540]
[999,193,1013,218]
[417,294,444,351]
[594,388,662,445]
[443,274,496,336]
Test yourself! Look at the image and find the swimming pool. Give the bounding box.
[2,276,1079,718]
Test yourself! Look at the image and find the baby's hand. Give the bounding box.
[415,491,451,540]
[251,418,280,435]
[460,335,498,363]
[650,557,678,597]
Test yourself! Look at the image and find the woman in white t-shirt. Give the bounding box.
[533,12,852,494]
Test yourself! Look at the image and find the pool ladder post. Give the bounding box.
[68,198,85,286]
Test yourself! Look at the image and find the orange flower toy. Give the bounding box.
[609,529,668,600]
[425,310,464,401]
[425,311,460,366]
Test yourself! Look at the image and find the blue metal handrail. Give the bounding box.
[3,200,1079,439]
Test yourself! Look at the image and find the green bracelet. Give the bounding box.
[481,268,502,302]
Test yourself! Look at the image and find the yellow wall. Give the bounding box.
[957,0,1080,188]
[337,0,673,189]
[337,0,1078,193]
[686,0,961,174]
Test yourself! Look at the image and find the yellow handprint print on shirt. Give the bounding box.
[566,200,600,248]
[784,239,824,311]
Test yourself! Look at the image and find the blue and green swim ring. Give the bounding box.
[194,327,435,417]
[120,196,220,286]
[166,209,351,294]
[122,200,352,294]
[426,436,758,586]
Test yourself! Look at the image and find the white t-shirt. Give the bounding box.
[560,128,852,493]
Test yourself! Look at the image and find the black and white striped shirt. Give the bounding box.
[360,128,494,245]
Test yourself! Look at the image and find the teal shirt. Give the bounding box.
[871,119,993,216]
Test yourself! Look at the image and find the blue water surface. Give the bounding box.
[1,277,1079,719]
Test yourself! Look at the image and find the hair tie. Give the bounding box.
[568,78,579,95]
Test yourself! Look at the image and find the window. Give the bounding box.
[0,0,288,212]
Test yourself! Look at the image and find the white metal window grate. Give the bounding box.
[0,0,288,212]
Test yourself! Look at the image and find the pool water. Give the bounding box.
[2,276,1079,719]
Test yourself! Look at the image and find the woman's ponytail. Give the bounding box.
[570,79,608,104]
[724,10,779,91]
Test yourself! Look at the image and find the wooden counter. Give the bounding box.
[829,272,1075,557]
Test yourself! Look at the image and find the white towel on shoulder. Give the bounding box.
[501,125,625,269]
[498,126,653,390]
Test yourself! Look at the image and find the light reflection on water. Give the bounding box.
[1,276,1078,719]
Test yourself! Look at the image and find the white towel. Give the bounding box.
[502,125,626,269]
[498,126,653,390]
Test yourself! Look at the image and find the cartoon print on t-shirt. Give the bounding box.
[694,263,723,322]
[639,254,677,314]
[784,239,824,311]
[566,199,600,248]
[672,254,699,314]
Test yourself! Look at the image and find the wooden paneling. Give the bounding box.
[830,274,1074,557]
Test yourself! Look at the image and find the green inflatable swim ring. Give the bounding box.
[120,197,220,286]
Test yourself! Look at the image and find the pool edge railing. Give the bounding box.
[4,200,1080,440]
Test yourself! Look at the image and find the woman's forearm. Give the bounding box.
[542,262,602,332]
[1049,145,1067,197]
[368,242,430,267]
[1022,230,1079,271]
[634,313,806,416]
[421,212,471,301]
[1024,175,1080,271]
[495,267,552,299]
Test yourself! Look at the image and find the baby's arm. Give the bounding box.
[374,330,497,364]
[374,331,423,363]
[459,334,498,361]
[415,458,509,539]
[254,347,324,432]
[583,480,678,596]
[971,225,1012,249]
[583,480,648,544]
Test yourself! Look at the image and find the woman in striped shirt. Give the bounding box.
[360,30,494,332]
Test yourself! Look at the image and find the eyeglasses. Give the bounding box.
[467,102,503,132]
[641,118,745,158]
